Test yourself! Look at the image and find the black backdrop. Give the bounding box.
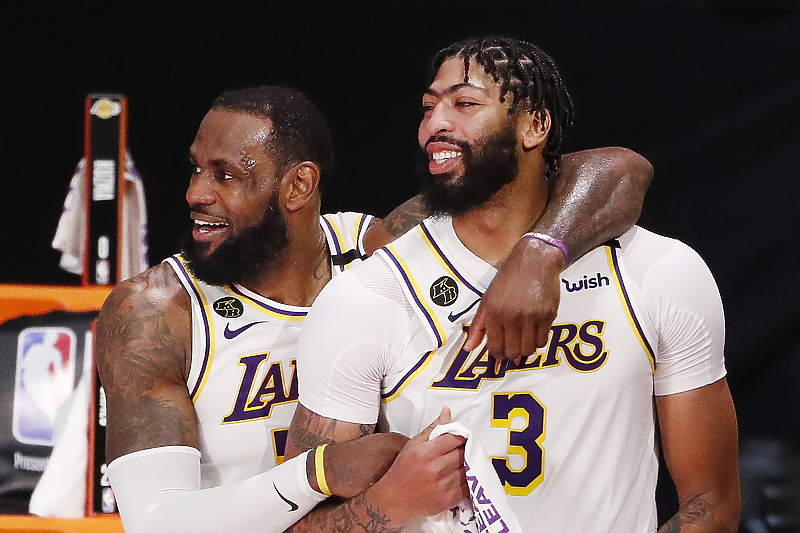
[4,0,800,517]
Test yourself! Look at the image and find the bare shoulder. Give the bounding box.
[96,262,191,383]
[96,263,197,459]
[362,195,427,255]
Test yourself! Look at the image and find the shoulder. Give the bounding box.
[99,262,189,323]
[617,226,717,291]
[96,262,192,376]
[308,254,411,331]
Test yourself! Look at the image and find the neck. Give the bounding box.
[452,156,548,266]
[241,219,330,307]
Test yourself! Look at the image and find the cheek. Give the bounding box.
[418,121,429,147]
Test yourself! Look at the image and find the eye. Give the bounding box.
[456,100,479,109]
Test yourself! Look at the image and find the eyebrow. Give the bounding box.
[424,82,490,98]
[188,152,235,171]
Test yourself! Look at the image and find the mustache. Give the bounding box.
[423,134,471,152]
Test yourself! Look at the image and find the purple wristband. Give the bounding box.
[522,232,569,262]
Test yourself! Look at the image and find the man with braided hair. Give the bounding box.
[289,37,740,533]
[91,80,653,533]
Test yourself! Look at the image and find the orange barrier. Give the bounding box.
[0,285,112,325]
[0,515,123,533]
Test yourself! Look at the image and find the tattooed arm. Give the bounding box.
[656,379,741,533]
[361,148,652,359]
[465,146,652,358]
[96,263,196,461]
[96,265,405,533]
[285,404,467,533]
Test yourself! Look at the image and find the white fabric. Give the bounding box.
[28,373,91,518]
[164,211,374,488]
[422,422,523,533]
[52,151,149,280]
[297,219,726,533]
[29,212,373,518]
[106,446,325,533]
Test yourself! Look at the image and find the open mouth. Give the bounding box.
[191,217,230,244]
[427,142,464,175]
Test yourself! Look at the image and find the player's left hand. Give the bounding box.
[465,237,564,360]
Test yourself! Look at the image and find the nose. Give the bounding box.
[419,102,453,146]
[186,171,216,207]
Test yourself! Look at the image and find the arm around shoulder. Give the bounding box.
[466,147,652,357]
[539,146,653,261]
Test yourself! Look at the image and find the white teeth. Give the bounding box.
[196,221,227,231]
[432,151,460,163]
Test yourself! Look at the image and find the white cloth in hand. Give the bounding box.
[422,421,523,533]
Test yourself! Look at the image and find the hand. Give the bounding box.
[365,407,467,524]
[323,432,409,498]
[465,237,564,360]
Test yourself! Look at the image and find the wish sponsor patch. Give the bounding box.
[13,327,77,446]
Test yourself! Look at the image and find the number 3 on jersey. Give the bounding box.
[491,392,546,496]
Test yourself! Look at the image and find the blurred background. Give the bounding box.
[3,0,799,528]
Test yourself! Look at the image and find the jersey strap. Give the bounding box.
[375,219,487,351]
[320,212,374,272]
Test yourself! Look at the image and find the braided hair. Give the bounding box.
[212,86,335,190]
[429,37,574,176]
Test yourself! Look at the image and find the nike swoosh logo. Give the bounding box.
[447,298,480,322]
[223,321,267,339]
[273,482,299,511]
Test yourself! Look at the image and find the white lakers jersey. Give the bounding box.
[165,212,373,488]
[297,216,726,533]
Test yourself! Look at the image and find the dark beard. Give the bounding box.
[181,195,289,286]
[418,126,519,217]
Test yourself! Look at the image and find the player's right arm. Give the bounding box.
[287,405,468,533]
[97,264,404,533]
[284,271,469,533]
[96,263,196,462]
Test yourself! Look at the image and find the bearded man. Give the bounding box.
[98,83,653,533]
[288,38,740,533]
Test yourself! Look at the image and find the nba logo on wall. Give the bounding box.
[13,327,77,446]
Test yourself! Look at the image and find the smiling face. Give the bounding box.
[417,57,522,216]
[182,108,289,285]
[187,108,279,255]
[419,57,515,178]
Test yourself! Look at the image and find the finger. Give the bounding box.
[502,317,523,361]
[486,322,505,360]
[464,307,486,351]
[428,433,467,455]
[519,319,538,359]
[414,406,452,442]
[535,324,551,350]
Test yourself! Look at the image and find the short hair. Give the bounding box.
[212,85,334,189]
[429,37,574,176]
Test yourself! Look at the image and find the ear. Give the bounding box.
[519,109,551,150]
[281,161,321,212]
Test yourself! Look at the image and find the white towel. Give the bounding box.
[52,150,149,281]
[422,422,524,533]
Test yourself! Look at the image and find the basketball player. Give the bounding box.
[288,38,741,533]
[97,85,652,532]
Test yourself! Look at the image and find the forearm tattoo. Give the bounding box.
[658,496,713,533]
[291,494,397,533]
[288,406,375,451]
